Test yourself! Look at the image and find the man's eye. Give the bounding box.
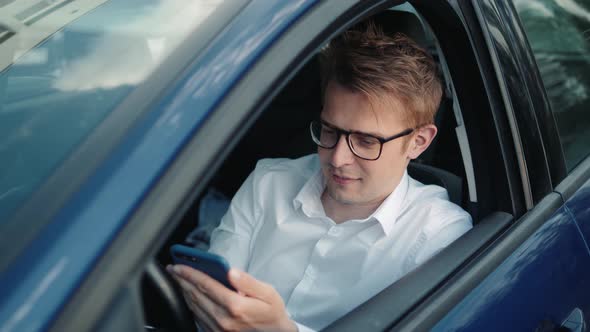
[357,137,379,147]
[322,128,336,135]
[361,139,376,146]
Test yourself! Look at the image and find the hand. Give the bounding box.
[167,265,297,332]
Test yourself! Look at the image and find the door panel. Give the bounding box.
[431,204,590,331]
[94,287,145,332]
[564,175,590,254]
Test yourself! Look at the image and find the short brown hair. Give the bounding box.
[320,21,443,128]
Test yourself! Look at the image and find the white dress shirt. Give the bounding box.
[209,154,472,331]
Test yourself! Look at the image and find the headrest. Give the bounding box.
[368,10,430,48]
[408,162,463,206]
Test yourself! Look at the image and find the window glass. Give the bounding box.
[0,0,223,223]
[515,0,590,171]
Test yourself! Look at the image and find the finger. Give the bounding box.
[180,290,220,332]
[228,269,276,302]
[182,283,229,332]
[171,264,223,291]
[168,266,228,330]
[170,274,216,330]
[168,267,199,294]
[172,265,238,307]
[183,293,220,332]
[180,276,229,319]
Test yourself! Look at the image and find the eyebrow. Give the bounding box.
[320,118,386,138]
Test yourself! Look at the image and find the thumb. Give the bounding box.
[229,269,276,302]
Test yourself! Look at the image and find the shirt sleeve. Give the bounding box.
[414,213,473,266]
[295,322,316,332]
[208,165,263,270]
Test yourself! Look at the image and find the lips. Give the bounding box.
[332,173,359,185]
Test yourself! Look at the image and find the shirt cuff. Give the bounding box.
[295,321,316,332]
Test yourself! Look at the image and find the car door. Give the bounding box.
[39,1,590,332]
[46,0,409,331]
[0,1,249,332]
[517,0,590,254]
[318,0,590,331]
[395,0,590,331]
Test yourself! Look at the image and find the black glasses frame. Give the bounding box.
[310,120,414,161]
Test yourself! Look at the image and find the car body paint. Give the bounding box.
[0,1,317,331]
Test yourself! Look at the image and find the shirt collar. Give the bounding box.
[294,168,410,235]
[371,170,409,235]
[293,168,326,218]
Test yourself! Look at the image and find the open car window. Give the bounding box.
[150,3,502,331]
[47,0,524,331]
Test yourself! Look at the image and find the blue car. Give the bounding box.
[1,0,589,331]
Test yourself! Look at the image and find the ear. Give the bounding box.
[407,124,437,160]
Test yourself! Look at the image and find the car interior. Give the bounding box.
[139,4,517,331]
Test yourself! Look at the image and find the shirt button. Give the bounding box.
[328,227,341,236]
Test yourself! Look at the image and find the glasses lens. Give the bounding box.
[349,133,381,160]
[311,121,338,148]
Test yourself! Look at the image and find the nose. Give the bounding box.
[330,134,355,167]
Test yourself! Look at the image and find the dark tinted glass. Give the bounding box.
[515,0,590,171]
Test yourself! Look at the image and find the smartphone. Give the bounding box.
[170,244,235,291]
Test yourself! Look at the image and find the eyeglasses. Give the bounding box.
[310,120,414,161]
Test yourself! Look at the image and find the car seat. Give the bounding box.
[210,9,466,208]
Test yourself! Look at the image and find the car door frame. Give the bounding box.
[325,0,538,329]
[48,0,578,330]
[384,0,586,330]
[51,0,542,330]
[47,0,414,331]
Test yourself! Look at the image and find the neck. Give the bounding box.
[321,191,385,224]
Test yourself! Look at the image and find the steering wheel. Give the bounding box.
[144,260,197,332]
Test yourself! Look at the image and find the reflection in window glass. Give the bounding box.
[0,0,223,223]
[515,0,590,171]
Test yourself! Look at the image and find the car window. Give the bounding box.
[0,0,223,232]
[514,0,590,171]
[173,3,477,330]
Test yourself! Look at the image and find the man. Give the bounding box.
[168,22,472,332]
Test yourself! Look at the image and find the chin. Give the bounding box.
[326,187,360,205]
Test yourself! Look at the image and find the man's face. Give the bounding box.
[318,81,414,206]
